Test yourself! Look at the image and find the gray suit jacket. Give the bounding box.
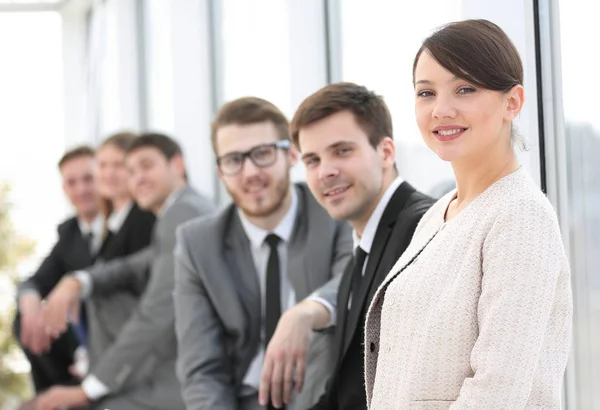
[174,183,353,410]
[84,186,215,410]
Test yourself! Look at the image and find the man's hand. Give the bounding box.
[18,293,52,354]
[35,385,89,410]
[259,300,330,408]
[42,276,82,339]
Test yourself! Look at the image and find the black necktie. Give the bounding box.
[264,234,284,410]
[265,233,282,346]
[349,247,368,309]
[84,231,94,253]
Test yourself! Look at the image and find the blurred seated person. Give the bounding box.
[15,146,100,393]
[73,132,156,378]
[15,133,156,397]
[35,133,214,410]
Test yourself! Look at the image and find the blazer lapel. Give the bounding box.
[225,211,262,328]
[96,204,138,259]
[334,259,354,362]
[94,231,113,262]
[287,185,309,300]
[342,182,416,357]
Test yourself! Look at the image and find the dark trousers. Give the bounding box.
[13,313,80,393]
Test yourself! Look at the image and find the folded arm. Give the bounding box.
[83,246,154,298]
[85,203,203,399]
[260,220,353,406]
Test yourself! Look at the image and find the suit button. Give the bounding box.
[370,342,375,352]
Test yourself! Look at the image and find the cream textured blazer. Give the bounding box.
[364,168,572,410]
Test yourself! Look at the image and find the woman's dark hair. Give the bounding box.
[413,19,526,149]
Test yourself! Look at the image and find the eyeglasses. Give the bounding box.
[216,140,291,176]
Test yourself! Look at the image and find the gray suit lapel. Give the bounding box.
[226,211,261,325]
[287,221,308,301]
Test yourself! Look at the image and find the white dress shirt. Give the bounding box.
[237,187,336,394]
[238,188,298,393]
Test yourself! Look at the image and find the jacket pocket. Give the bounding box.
[409,400,455,410]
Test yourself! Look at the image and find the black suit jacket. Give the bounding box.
[18,203,155,299]
[96,203,156,265]
[310,181,434,410]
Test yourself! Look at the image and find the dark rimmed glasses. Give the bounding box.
[216,140,291,176]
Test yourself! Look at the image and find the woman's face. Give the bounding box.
[95,143,130,201]
[414,51,522,163]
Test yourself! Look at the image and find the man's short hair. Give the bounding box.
[290,82,393,150]
[58,146,95,171]
[127,133,184,160]
[210,97,290,154]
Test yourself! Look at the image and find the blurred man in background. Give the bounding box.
[15,146,100,394]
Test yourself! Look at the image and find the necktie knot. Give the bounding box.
[83,231,94,249]
[348,246,368,311]
[355,246,367,269]
[265,233,281,249]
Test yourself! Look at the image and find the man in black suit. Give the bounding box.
[258,82,434,410]
[14,146,100,393]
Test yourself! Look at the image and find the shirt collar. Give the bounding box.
[239,186,298,250]
[352,176,404,253]
[107,201,133,233]
[160,187,186,216]
[78,213,104,237]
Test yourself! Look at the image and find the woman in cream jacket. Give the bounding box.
[364,20,572,409]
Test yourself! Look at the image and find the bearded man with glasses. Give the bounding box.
[173,97,353,410]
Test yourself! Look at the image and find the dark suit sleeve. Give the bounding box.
[18,223,69,299]
[125,206,155,254]
[90,203,206,393]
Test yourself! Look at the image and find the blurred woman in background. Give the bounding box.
[72,132,155,378]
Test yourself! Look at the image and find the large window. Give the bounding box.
[336,0,541,197]
[143,0,174,134]
[215,0,328,189]
[0,11,65,270]
[556,0,600,407]
[218,0,292,116]
[85,0,142,141]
